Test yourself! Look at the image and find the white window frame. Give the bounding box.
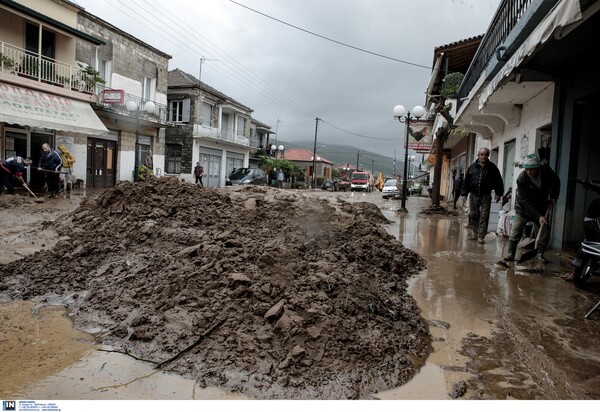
[143,76,156,101]
[170,100,184,123]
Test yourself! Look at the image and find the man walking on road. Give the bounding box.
[461,147,504,244]
[194,162,204,187]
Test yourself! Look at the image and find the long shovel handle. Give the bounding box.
[23,184,38,199]
[37,168,61,174]
[535,202,554,248]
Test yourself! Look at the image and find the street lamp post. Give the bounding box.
[393,104,426,212]
[271,144,284,185]
[126,99,156,182]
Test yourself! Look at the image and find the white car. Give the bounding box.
[382,179,400,199]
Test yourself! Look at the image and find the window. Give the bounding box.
[97,58,111,89]
[143,76,156,101]
[170,100,184,123]
[169,99,190,123]
[166,144,182,174]
[202,102,213,125]
[237,117,246,136]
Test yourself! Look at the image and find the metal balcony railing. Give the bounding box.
[0,42,98,94]
[192,123,250,147]
[457,0,536,103]
[95,86,169,124]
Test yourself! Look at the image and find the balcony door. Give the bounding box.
[25,22,56,79]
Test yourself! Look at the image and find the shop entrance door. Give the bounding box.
[86,138,116,188]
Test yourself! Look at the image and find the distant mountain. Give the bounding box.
[279,140,402,177]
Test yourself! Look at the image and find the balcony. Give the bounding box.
[95,87,170,125]
[192,124,250,147]
[0,42,99,94]
[457,0,562,106]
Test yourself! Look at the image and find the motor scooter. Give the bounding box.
[571,179,600,290]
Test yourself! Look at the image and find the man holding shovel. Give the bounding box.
[38,143,62,198]
[1,156,32,195]
[503,154,560,264]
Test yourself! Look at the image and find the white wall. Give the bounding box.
[475,84,555,208]
[118,150,135,181]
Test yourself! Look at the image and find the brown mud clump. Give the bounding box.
[0,177,430,399]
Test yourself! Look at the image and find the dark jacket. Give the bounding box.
[194,165,204,177]
[38,149,62,172]
[461,160,504,198]
[515,165,560,222]
[1,156,27,177]
[453,175,463,195]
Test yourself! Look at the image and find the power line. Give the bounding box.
[320,119,397,141]
[105,0,316,123]
[228,0,432,70]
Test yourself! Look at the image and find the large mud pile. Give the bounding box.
[0,178,430,399]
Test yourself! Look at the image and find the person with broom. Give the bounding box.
[503,153,560,264]
[0,156,33,195]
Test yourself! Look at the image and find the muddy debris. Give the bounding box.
[0,177,431,399]
[420,206,459,216]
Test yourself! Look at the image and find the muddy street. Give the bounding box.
[1,183,600,400]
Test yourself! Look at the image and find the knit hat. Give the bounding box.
[522,154,541,169]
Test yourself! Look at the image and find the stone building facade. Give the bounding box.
[76,10,171,186]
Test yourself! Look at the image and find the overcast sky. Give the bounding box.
[73,0,500,157]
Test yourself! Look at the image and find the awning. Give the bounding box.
[0,82,109,136]
[478,0,582,110]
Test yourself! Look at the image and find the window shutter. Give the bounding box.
[182,99,191,123]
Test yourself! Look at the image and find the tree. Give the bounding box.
[429,72,464,208]
[257,157,304,180]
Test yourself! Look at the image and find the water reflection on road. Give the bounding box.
[374,194,600,400]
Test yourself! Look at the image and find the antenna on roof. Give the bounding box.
[199,56,219,83]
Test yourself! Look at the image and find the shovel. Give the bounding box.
[517,222,544,263]
[517,204,553,263]
[517,224,536,250]
[37,168,62,174]
[22,184,45,203]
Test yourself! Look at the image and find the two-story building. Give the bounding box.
[165,68,262,187]
[0,0,109,190]
[0,0,172,190]
[76,8,171,187]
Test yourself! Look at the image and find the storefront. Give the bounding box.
[0,82,108,188]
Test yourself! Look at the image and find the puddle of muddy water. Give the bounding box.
[0,301,249,400]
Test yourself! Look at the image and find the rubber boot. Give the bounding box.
[536,246,548,263]
[504,240,518,262]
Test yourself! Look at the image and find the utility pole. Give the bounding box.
[356,150,360,171]
[312,117,320,189]
[273,118,281,148]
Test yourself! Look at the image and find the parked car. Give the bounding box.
[409,182,422,196]
[382,179,400,199]
[226,168,267,186]
[334,179,350,192]
[321,179,335,191]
